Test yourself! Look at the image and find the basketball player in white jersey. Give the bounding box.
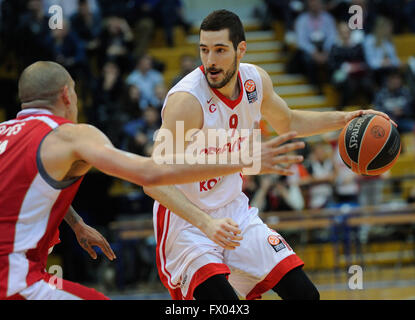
[144,10,393,300]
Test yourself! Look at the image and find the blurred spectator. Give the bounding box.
[126,54,164,109]
[153,83,168,109]
[403,0,415,33]
[325,0,351,22]
[358,175,384,206]
[91,61,125,145]
[293,0,338,93]
[154,0,191,47]
[171,54,197,87]
[43,0,101,18]
[261,0,301,32]
[16,0,53,67]
[333,144,359,205]
[370,0,407,34]
[363,16,400,85]
[99,0,158,58]
[50,19,92,100]
[328,21,373,107]
[98,16,134,73]
[123,106,161,156]
[120,84,143,120]
[70,0,102,54]
[303,142,335,209]
[242,175,258,201]
[251,175,305,212]
[129,1,157,58]
[373,70,415,133]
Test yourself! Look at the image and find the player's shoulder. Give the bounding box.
[50,123,101,142]
[249,64,273,90]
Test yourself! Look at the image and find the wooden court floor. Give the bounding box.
[262,265,415,300]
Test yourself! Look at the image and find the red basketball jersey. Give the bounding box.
[0,109,84,298]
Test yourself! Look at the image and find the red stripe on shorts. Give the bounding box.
[246,254,304,300]
[155,204,178,292]
[184,263,231,300]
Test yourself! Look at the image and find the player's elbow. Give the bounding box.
[140,171,163,188]
[140,164,173,187]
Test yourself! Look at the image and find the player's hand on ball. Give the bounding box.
[73,221,116,261]
[259,131,305,176]
[203,218,243,250]
[346,109,398,127]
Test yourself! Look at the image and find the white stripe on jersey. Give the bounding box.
[7,253,29,296]
[1,116,59,129]
[13,173,61,252]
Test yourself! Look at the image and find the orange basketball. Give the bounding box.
[338,114,401,176]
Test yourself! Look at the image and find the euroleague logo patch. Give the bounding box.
[244,79,257,103]
[268,235,286,253]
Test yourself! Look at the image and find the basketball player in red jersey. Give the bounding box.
[0,61,305,300]
[144,10,394,300]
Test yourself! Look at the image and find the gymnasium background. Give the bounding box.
[1,0,415,300]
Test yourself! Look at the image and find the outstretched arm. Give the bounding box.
[49,122,250,187]
[256,65,395,137]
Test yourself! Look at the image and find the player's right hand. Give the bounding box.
[203,218,243,250]
[259,131,305,176]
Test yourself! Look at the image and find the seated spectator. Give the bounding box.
[71,0,102,54]
[302,142,335,209]
[126,54,164,109]
[374,70,415,133]
[293,0,338,93]
[98,16,134,73]
[16,0,53,67]
[154,0,191,47]
[403,0,415,33]
[332,144,359,205]
[261,0,302,32]
[242,175,259,201]
[120,84,143,120]
[153,83,168,109]
[43,0,100,19]
[328,21,373,107]
[50,20,90,87]
[171,54,197,87]
[123,106,162,156]
[90,60,125,145]
[363,16,400,85]
[251,175,305,212]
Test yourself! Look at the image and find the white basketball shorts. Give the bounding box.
[153,192,304,300]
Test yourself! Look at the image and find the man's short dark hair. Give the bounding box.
[200,10,246,50]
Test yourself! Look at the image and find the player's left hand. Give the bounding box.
[73,222,116,261]
[345,109,398,127]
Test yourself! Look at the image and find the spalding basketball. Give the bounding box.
[338,114,401,175]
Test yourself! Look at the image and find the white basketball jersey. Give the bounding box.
[161,63,263,210]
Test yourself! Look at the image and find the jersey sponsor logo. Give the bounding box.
[200,176,223,192]
[199,136,247,155]
[244,79,257,103]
